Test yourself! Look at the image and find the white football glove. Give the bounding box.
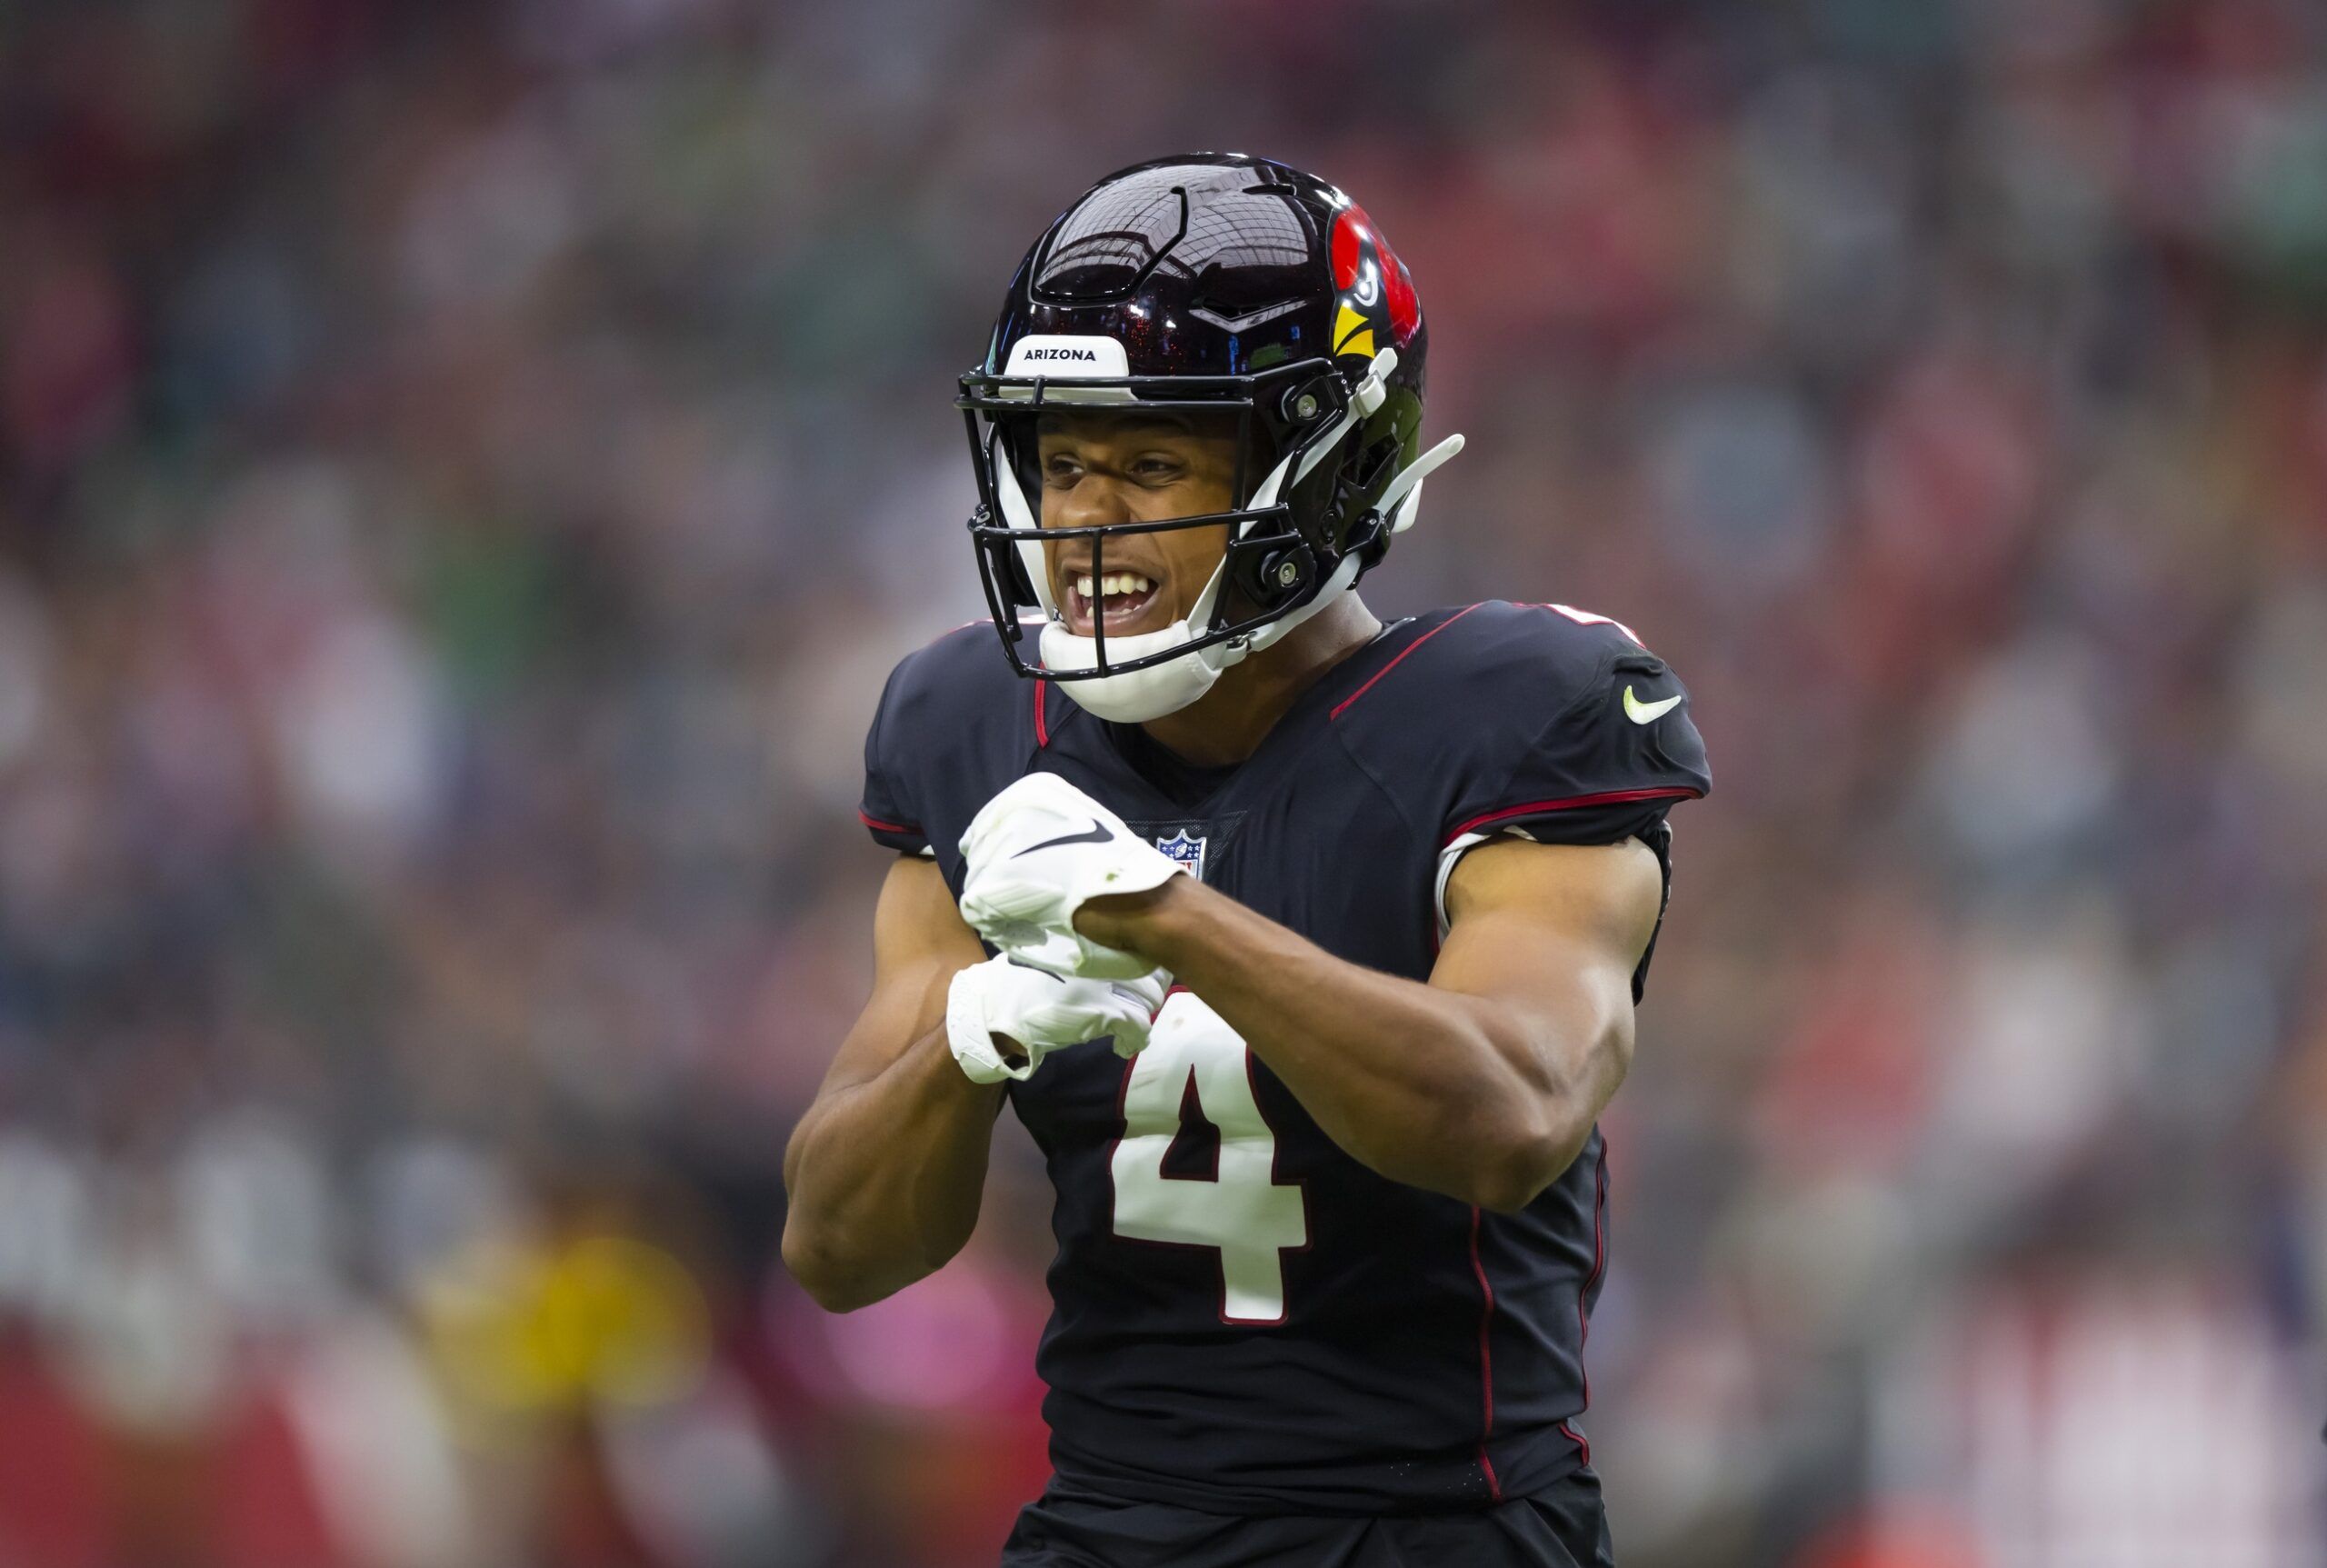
[957,774,1184,980]
[944,955,1168,1084]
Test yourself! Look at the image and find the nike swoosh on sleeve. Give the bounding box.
[1623,686,1683,724]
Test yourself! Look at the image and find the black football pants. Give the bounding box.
[999,1467,1616,1568]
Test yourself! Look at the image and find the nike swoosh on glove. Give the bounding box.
[958,773,1185,980]
[945,956,1169,1084]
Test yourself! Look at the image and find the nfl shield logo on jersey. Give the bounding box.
[1154,829,1208,881]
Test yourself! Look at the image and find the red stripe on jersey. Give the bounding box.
[1559,1143,1611,1467]
[857,808,919,836]
[1034,679,1051,748]
[1327,603,1487,721]
[1468,1204,1503,1501]
[1444,787,1702,847]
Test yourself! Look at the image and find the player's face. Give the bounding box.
[1034,412,1237,640]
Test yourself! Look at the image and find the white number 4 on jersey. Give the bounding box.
[1110,993,1307,1323]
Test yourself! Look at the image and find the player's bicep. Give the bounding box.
[815,855,987,1098]
[1430,836,1663,1085]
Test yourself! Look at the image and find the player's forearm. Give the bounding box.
[781,1027,1005,1311]
[1091,880,1609,1212]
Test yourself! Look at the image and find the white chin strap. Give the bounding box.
[1003,347,1466,724]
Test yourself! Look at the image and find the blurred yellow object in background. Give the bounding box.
[424,1234,711,1416]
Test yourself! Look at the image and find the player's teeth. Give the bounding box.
[1075,574,1094,599]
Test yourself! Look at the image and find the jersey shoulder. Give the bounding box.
[860,620,1043,854]
[1403,598,1660,708]
[1334,599,1710,845]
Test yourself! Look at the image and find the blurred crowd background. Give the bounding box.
[3,0,2325,1563]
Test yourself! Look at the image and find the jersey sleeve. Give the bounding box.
[1424,607,1710,984]
[1441,607,1711,855]
[859,659,934,856]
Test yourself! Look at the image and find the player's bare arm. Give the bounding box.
[780,856,998,1311]
[786,851,1171,1311]
[1074,835,1663,1213]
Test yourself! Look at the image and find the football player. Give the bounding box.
[783,154,1709,1567]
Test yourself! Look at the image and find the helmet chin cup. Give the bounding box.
[1040,618,1237,723]
[1043,552,1235,723]
[1040,549,1365,724]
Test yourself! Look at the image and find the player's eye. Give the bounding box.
[1132,455,1183,483]
[1041,454,1083,487]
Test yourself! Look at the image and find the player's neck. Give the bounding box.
[1134,594,1384,768]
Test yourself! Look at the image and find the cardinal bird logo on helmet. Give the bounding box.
[1328,205,1423,365]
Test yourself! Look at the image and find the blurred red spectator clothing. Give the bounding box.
[1753,906,1943,1178]
[0,1340,107,1568]
[217,1385,347,1568]
[544,1416,662,1568]
[2,248,135,471]
[1790,1506,1992,1568]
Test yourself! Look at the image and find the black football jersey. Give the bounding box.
[858,600,1711,1516]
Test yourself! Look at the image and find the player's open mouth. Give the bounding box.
[1062,570,1166,637]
